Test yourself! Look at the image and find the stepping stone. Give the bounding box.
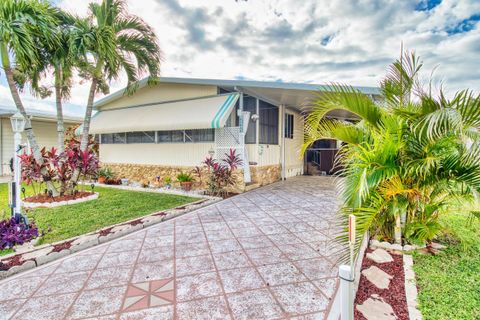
[362,266,393,289]
[357,294,397,320]
[367,248,393,264]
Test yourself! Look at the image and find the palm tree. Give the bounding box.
[69,0,161,186]
[25,11,78,154]
[0,0,60,194]
[303,52,480,258]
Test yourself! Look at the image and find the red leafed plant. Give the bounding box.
[19,134,98,196]
[198,149,243,197]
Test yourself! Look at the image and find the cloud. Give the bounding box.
[0,0,479,116]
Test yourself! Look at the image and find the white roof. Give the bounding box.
[94,76,381,110]
[0,107,82,123]
[89,93,239,134]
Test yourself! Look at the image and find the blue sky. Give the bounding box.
[0,0,479,116]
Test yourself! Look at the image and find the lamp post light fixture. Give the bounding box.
[10,112,26,222]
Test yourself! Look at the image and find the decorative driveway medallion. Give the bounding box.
[122,278,174,312]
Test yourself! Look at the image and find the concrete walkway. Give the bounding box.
[0,176,343,320]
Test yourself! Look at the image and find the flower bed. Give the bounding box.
[23,192,99,208]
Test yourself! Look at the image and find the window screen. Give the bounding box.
[126,131,155,143]
[184,129,214,142]
[285,114,294,139]
[259,101,278,144]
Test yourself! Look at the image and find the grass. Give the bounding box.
[0,183,200,245]
[413,211,480,320]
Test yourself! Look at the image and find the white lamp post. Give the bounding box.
[10,112,26,221]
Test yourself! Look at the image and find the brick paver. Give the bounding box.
[0,176,343,319]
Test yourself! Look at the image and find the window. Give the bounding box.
[259,100,279,144]
[184,129,215,142]
[126,131,155,143]
[157,129,214,143]
[285,114,294,139]
[101,133,126,144]
[101,134,114,144]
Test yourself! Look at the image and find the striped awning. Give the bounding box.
[86,93,239,134]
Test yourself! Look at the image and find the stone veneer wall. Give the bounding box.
[250,164,282,186]
[101,163,281,192]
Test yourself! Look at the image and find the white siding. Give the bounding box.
[99,143,215,166]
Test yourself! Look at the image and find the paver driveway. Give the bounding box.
[0,176,344,320]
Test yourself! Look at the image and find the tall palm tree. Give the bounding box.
[0,0,60,194]
[69,0,161,185]
[25,11,78,154]
[303,52,480,259]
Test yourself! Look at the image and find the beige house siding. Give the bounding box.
[99,143,215,167]
[1,118,78,175]
[99,83,218,110]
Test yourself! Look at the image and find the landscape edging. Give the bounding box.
[403,254,423,320]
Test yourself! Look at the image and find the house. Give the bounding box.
[0,107,83,175]
[90,77,380,190]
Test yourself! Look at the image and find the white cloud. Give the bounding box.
[1,0,479,116]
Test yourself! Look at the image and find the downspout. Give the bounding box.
[280,105,286,180]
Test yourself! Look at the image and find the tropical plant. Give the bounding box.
[0,0,61,195]
[0,218,39,250]
[20,140,98,195]
[69,0,162,187]
[22,11,80,154]
[302,51,480,257]
[198,149,243,197]
[97,168,114,180]
[176,172,195,183]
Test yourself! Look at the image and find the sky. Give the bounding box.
[1,0,479,116]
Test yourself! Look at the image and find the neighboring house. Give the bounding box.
[90,77,380,190]
[0,107,83,175]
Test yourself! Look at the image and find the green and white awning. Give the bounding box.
[87,93,239,134]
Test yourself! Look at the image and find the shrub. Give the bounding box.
[19,136,98,195]
[0,218,39,250]
[176,172,195,183]
[303,51,480,253]
[98,168,114,180]
[198,149,243,196]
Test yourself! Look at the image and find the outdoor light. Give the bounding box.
[208,148,215,157]
[251,114,259,122]
[10,112,26,222]
[21,187,26,199]
[91,184,95,192]
[10,111,26,134]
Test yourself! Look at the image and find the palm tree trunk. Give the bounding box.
[55,66,65,154]
[0,41,59,196]
[394,213,402,244]
[55,66,66,195]
[69,76,98,192]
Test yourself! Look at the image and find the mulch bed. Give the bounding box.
[24,191,95,204]
[0,254,25,271]
[51,240,73,253]
[355,248,409,320]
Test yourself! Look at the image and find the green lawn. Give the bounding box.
[413,212,480,320]
[0,183,200,245]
